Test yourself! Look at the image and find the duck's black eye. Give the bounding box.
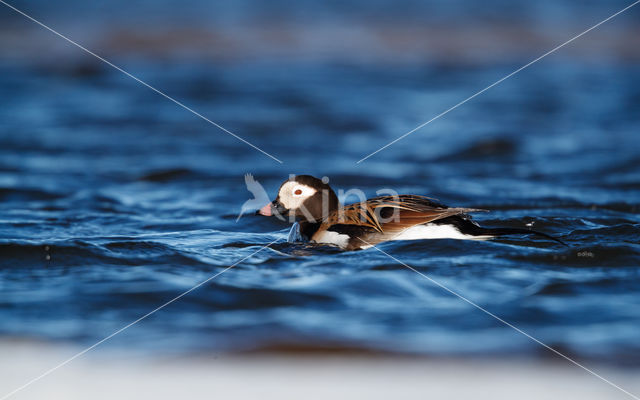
[294,189,303,195]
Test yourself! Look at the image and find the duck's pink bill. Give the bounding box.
[258,203,272,216]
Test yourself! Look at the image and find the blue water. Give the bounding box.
[1,1,640,364]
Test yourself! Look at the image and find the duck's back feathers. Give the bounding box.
[311,195,486,249]
[323,195,484,233]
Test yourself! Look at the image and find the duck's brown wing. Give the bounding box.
[321,195,485,236]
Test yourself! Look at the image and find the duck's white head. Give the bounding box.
[258,175,339,222]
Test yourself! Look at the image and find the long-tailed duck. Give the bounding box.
[257,175,565,250]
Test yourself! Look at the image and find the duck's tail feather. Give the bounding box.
[476,226,569,247]
[433,216,569,246]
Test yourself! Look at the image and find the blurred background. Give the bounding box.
[1,0,639,398]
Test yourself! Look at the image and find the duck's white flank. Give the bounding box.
[394,224,493,241]
[312,230,351,248]
[313,223,494,249]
